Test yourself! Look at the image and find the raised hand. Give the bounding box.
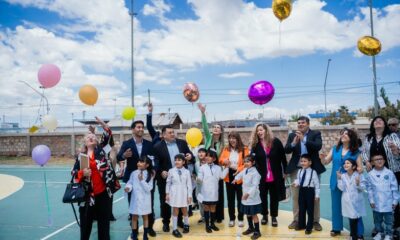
[197,103,206,113]
[148,102,153,113]
[123,148,133,158]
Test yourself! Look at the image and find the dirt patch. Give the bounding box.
[0,156,75,166]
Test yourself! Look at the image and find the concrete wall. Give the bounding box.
[0,125,370,157]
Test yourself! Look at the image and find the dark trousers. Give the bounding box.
[226,169,243,221]
[127,180,156,229]
[216,179,225,221]
[349,217,362,240]
[158,178,183,226]
[79,190,111,240]
[298,187,315,231]
[394,172,400,229]
[259,181,279,217]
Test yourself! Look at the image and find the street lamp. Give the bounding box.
[369,0,379,116]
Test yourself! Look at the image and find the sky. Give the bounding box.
[0,0,399,127]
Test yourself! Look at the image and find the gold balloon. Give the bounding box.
[357,36,381,56]
[29,125,39,133]
[272,0,292,21]
[183,82,200,103]
[79,84,98,106]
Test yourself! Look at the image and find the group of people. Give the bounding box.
[70,103,400,240]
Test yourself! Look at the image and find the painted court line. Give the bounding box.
[40,196,125,240]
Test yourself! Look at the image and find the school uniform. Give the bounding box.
[125,170,154,215]
[166,167,192,208]
[294,167,320,231]
[234,166,262,215]
[197,163,228,205]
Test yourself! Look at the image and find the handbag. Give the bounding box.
[62,175,86,203]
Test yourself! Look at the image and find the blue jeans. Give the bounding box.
[373,211,393,236]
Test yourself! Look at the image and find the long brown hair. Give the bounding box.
[211,123,225,148]
[226,131,245,153]
[336,128,359,153]
[250,123,274,149]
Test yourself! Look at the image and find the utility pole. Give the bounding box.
[130,0,136,107]
[369,0,379,117]
[324,59,332,120]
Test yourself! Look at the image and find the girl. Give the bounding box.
[166,154,192,238]
[232,154,262,240]
[337,159,366,240]
[124,156,155,240]
[197,148,228,233]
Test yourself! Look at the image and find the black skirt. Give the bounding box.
[202,201,218,206]
[240,203,262,215]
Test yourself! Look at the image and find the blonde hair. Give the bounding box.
[250,123,274,149]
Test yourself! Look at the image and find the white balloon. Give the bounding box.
[42,115,58,131]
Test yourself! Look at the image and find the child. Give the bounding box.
[124,156,155,240]
[232,154,262,240]
[195,147,207,224]
[366,154,399,240]
[166,154,193,238]
[337,158,366,240]
[293,154,320,235]
[197,148,228,233]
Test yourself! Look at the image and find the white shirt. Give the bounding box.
[134,137,143,157]
[366,167,399,213]
[166,140,180,168]
[337,172,366,218]
[294,167,320,198]
[229,150,239,170]
[197,164,228,202]
[234,166,261,206]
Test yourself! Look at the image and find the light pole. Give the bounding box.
[19,80,49,114]
[324,59,332,120]
[130,0,137,107]
[369,0,379,116]
[17,103,23,128]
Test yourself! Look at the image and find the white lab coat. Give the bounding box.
[337,172,366,219]
[126,169,154,215]
[197,164,228,202]
[366,167,399,213]
[234,167,261,206]
[166,167,192,207]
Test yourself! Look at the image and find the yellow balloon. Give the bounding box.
[122,106,136,120]
[272,0,292,21]
[29,125,39,133]
[357,36,381,56]
[79,84,98,106]
[186,128,203,148]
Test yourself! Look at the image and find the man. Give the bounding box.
[388,117,400,239]
[153,125,194,232]
[388,118,400,138]
[117,120,156,237]
[146,102,162,145]
[285,116,326,231]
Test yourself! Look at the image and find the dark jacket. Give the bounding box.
[146,113,161,145]
[251,137,287,201]
[284,129,326,175]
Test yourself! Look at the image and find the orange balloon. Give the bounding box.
[79,84,98,106]
[357,36,381,56]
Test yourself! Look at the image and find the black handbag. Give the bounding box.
[62,175,86,203]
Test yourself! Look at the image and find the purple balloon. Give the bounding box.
[248,80,275,105]
[32,145,51,166]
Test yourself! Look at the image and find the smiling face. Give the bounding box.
[174,158,184,168]
[137,160,148,170]
[244,159,254,168]
[340,130,350,143]
[300,157,312,169]
[198,150,206,162]
[228,136,237,149]
[371,155,385,170]
[205,153,215,164]
[132,122,144,138]
[297,119,310,133]
[343,160,356,172]
[163,128,176,142]
[373,117,385,129]
[257,125,265,140]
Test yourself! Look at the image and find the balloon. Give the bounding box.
[122,106,136,120]
[183,82,200,103]
[32,145,51,166]
[272,0,292,21]
[79,84,98,106]
[29,125,39,133]
[357,36,381,56]
[186,128,203,148]
[38,64,61,88]
[42,115,58,131]
[248,80,275,105]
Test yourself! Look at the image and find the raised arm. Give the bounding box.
[146,103,157,140]
[198,103,212,143]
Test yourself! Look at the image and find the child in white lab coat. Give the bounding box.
[197,148,228,233]
[166,154,192,238]
[337,158,366,240]
[124,156,155,240]
[195,147,207,223]
[366,154,399,240]
[232,154,262,240]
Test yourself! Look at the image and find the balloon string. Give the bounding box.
[278,21,282,51]
[43,166,53,226]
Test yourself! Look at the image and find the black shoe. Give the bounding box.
[210,224,219,231]
[130,232,138,240]
[178,222,184,228]
[128,214,132,221]
[216,219,223,223]
[163,224,170,232]
[205,226,212,233]
[242,228,254,235]
[251,231,261,240]
[271,217,278,227]
[330,230,341,236]
[197,218,204,224]
[261,215,268,225]
[172,229,182,238]
[305,230,312,235]
[148,228,157,237]
[188,211,193,217]
[183,225,190,233]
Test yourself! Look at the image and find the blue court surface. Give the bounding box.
[0,164,374,239]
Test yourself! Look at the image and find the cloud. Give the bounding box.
[143,0,172,17]
[218,72,254,78]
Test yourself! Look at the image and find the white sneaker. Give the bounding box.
[229,220,235,227]
[373,232,382,240]
[238,221,244,227]
[383,235,392,240]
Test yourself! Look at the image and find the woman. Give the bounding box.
[361,116,400,237]
[219,131,249,227]
[72,117,119,240]
[250,123,287,227]
[198,103,225,222]
[322,128,363,237]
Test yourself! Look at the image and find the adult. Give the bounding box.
[198,103,225,222]
[388,117,400,139]
[146,102,162,145]
[116,120,156,237]
[153,125,194,232]
[284,116,326,231]
[219,131,249,227]
[250,123,287,227]
[322,128,363,237]
[361,116,400,237]
[72,117,118,240]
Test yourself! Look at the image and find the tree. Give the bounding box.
[320,105,355,125]
[377,87,400,119]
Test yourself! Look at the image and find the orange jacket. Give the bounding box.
[219,146,249,184]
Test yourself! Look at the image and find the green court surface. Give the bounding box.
[0,165,374,239]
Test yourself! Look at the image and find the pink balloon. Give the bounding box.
[38,64,61,88]
[248,80,275,105]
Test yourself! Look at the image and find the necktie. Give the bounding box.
[209,164,213,176]
[300,170,306,187]
[178,169,182,182]
[246,168,249,174]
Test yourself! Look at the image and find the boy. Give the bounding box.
[293,154,320,235]
[195,147,207,223]
[366,154,399,240]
